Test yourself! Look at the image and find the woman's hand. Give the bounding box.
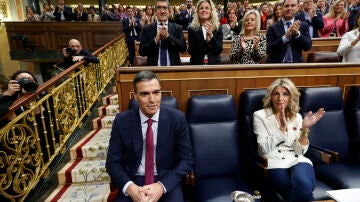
[253,36,260,49]
[204,22,213,42]
[240,37,246,50]
[302,108,325,129]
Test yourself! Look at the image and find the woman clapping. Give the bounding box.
[230,10,266,64]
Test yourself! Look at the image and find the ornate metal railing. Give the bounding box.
[0,34,128,202]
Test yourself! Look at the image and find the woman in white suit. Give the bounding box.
[253,78,325,202]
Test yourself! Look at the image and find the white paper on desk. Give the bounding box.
[326,189,360,202]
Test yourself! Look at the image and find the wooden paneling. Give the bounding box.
[116,63,360,112]
[4,22,123,61]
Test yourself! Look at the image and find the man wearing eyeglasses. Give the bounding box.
[139,0,187,66]
[295,0,324,38]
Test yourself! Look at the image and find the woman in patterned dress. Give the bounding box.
[230,9,266,64]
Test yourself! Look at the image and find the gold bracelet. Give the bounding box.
[300,128,310,138]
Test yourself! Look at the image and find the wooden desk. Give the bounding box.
[116,63,360,112]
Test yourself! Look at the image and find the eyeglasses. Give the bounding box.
[156,6,168,11]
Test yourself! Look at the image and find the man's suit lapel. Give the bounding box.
[130,110,144,161]
[279,21,286,36]
[156,108,167,161]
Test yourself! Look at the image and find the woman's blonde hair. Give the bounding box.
[326,0,347,19]
[263,78,300,120]
[189,0,220,31]
[240,9,261,35]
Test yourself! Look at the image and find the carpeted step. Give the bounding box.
[102,94,118,105]
[92,116,115,129]
[57,159,109,185]
[45,182,110,202]
[70,128,111,160]
[97,104,119,116]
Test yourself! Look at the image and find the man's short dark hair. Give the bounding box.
[155,0,171,8]
[10,70,37,83]
[282,0,300,5]
[133,71,160,92]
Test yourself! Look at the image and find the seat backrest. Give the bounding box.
[306,52,340,63]
[345,86,360,139]
[238,89,267,155]
[128,95,179,110]
[299,87,349,160]
[134,56,147,66]
[187,94,240,179]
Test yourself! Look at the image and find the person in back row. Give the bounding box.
[295,0,324,38]
[187,0,223,65]
[230,9,267,64]
[139,0,186,66]
[266,0,312,63]
[337,12,360,62]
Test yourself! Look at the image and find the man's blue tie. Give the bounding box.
[285,22,293,63]
[160,23,167,66]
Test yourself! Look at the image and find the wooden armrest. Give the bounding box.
[255,161,268,177]
[311,145,340,162]
[256,153,268,167]
[307,146,332,164]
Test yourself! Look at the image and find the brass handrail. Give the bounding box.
[0,34,128,202]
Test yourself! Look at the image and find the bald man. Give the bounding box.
[61,39,99,69]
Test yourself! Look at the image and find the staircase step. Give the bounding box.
[97,104,119,116]
[70,128,111,160]
[102,94,118,105]
[45,182,110,202]
[58,159,109,185]
[92,116,115,129]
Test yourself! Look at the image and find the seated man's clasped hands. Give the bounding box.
[253,78,325,201]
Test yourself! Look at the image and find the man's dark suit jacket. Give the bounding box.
[178,10,194,30]
[54,5,73,21]
[348,3,360,31]
[295,11,324,38]
[123,17,142,42]
[266,20,312,63]
[73,11,88,21]
[187,27,223,65]
[139,22,187,66]
[105,106,193,198]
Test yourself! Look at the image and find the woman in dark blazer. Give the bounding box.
[187,0,223,65]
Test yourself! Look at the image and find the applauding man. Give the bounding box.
[266,0,312,63]
[139,0,186,66]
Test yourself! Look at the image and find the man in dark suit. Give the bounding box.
[54,0,72,21]
[123,7,142,66]
[178,0,194,30]
[295,0,324,38]
[266,0,312,63]
[73,3,88,21]
[348,0,360,30]
[106,71,193,202]
[139,0,187,66]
